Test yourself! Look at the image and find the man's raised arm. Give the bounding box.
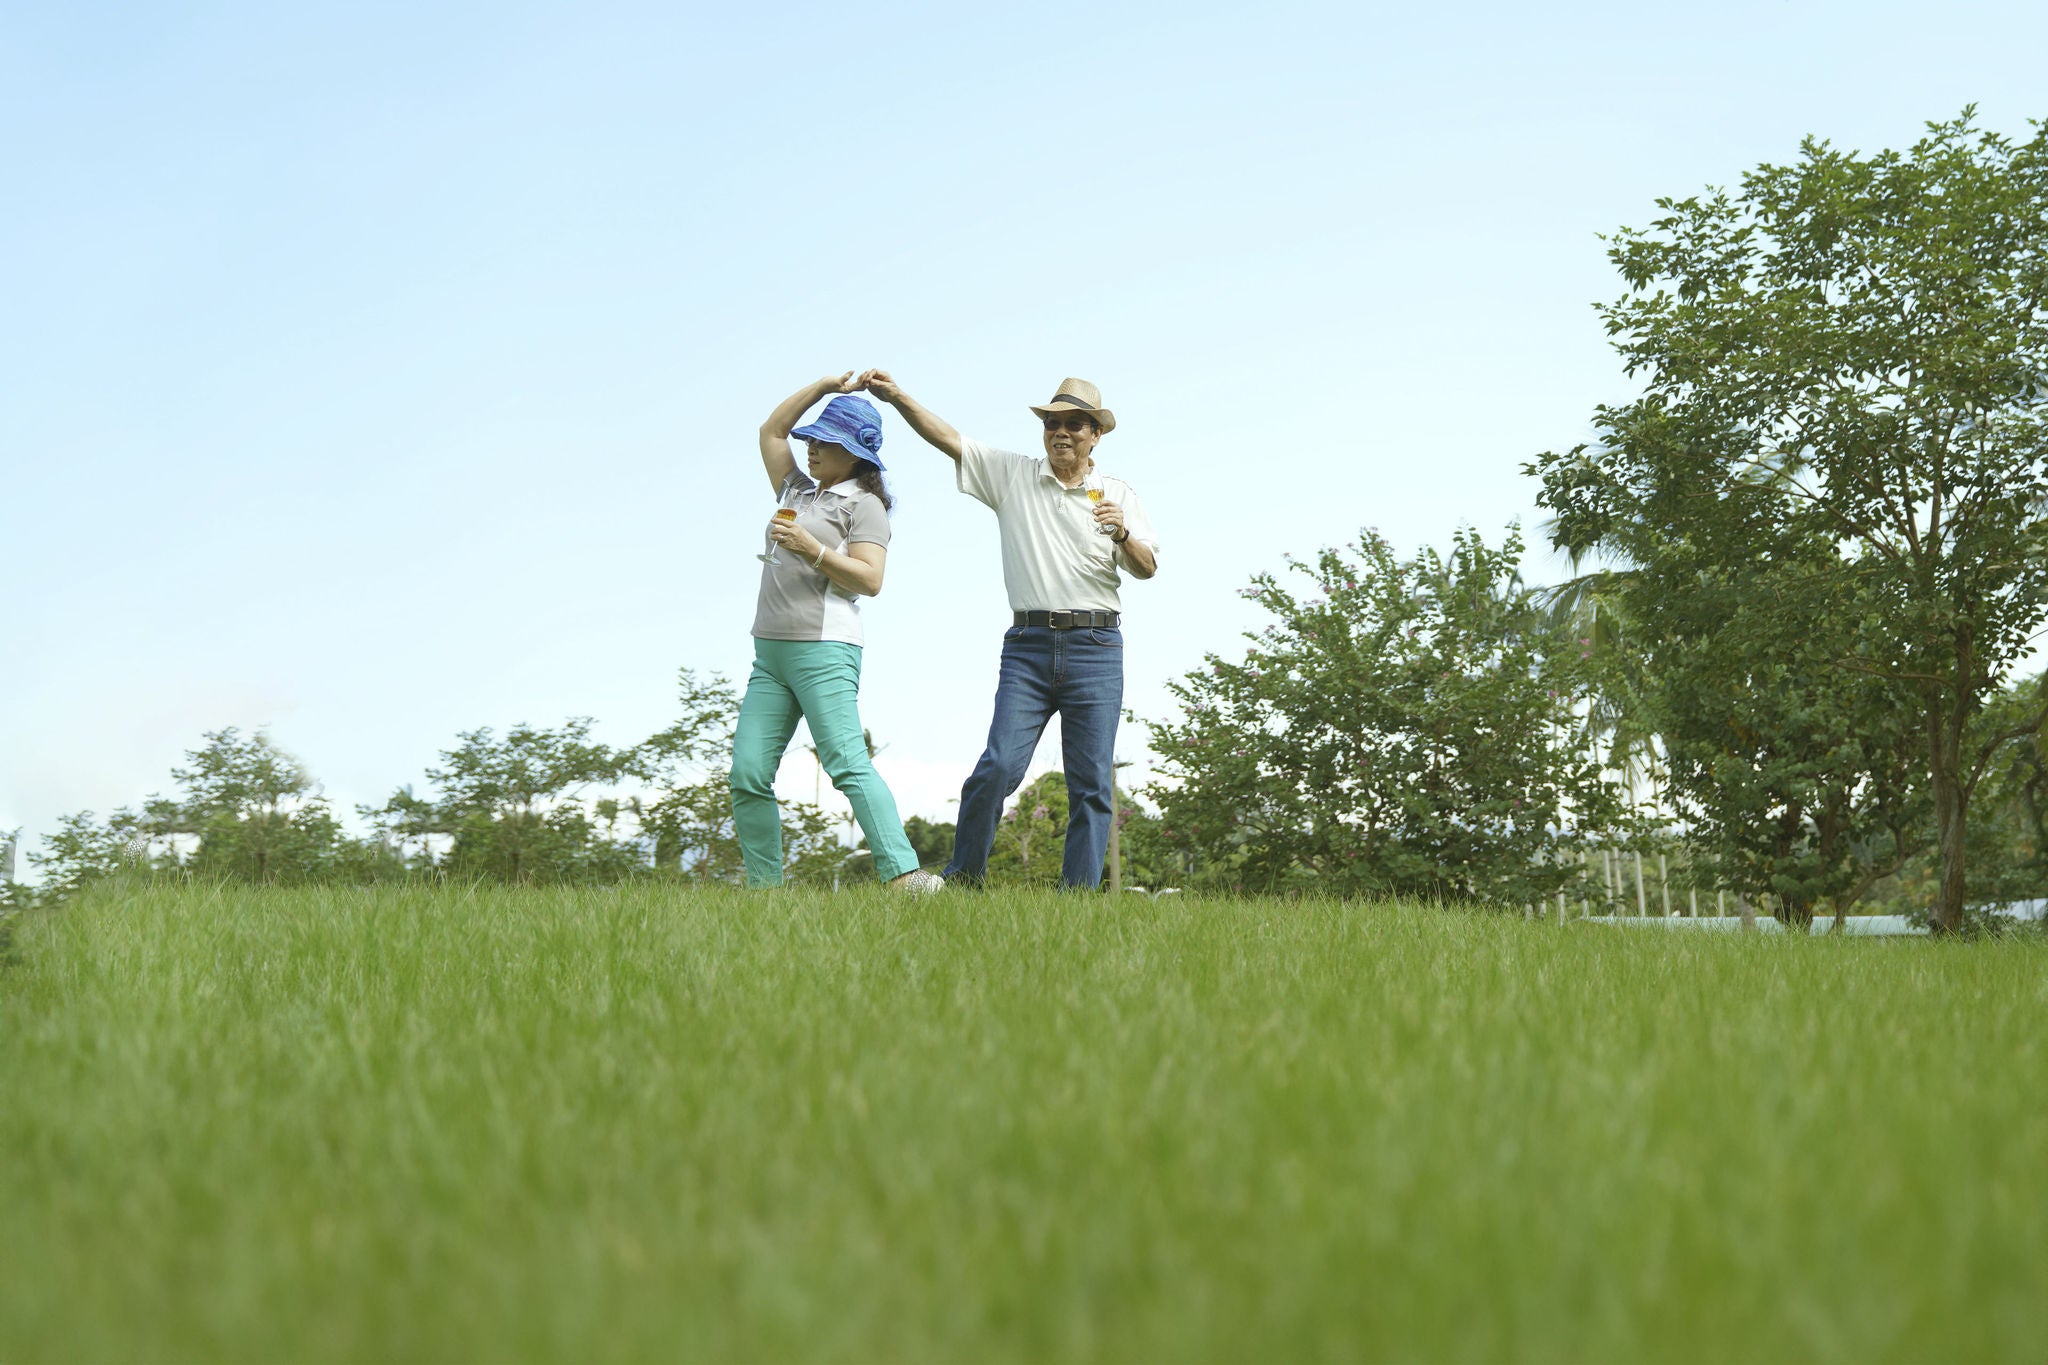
[861,369,963,462]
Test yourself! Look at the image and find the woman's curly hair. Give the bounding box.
[852,460,893,511]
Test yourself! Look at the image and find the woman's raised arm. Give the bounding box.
[759,373,862,494]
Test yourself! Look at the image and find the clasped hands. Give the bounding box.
[819,369,900,401]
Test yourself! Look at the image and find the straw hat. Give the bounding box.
[1028,378,1116,434]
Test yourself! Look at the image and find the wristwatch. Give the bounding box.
[1111,527,1130,544]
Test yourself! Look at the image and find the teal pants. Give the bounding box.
[729,638,921,887]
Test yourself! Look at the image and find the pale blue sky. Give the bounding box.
[6,0,2045,867]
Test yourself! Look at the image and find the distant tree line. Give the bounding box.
[3,666,1183,909]
[7,671,888,906]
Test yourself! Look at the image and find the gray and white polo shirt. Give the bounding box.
[751,470,892,645]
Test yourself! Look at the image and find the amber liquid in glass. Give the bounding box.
[759,508,798,564]
[1086,486,1113,534]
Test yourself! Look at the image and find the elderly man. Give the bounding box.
[863,370,1159,890]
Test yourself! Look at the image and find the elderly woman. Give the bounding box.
[728,372,943,893]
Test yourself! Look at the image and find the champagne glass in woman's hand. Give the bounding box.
[758,491,799,565]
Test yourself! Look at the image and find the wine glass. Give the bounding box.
[1084,477,1114,535]
[758,499,798,565]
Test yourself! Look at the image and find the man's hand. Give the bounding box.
[859,369,961,460]
[1092,498,1155,575]
[823,371,861,394]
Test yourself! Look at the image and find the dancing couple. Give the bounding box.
[730,370,1159,893]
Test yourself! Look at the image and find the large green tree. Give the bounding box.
[156,727,365,884]
[1145,527,1620,903]
[1562,552,1928,925]
[1533,111,2048,932]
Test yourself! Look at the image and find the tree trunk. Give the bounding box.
[1927,686,1969,935]
[1775,895,1815,929]
[1931,765,1968,934]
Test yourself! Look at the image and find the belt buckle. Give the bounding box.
[1047,609,1075,630]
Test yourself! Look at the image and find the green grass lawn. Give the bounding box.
[2,881,2042,1362]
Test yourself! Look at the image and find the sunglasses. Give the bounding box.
[1042,417,1097,433]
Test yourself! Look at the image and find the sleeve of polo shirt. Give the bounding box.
[844,492,892,548]
[955,436,1009,510]
[1117,482,1160,557]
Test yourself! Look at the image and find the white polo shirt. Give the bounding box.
[957,436,1160,613]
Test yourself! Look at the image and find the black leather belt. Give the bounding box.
[1015,610,1120,629]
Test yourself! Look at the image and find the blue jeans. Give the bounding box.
[946,624,1124,890]
[729,639,922,888]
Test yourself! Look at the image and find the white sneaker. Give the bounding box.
[895,869,946,896]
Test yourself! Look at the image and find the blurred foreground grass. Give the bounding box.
[1,881,2042,1362]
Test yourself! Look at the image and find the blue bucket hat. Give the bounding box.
[791,395,886,471]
